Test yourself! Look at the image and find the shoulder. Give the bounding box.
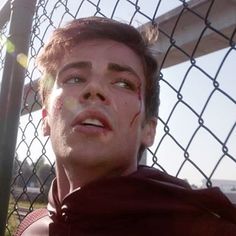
[14,208,51,236]
[135,165,191,188]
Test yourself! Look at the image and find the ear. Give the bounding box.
[42,107,50,136]
[141,117,157,147]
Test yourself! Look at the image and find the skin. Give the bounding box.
[42,39,157,200]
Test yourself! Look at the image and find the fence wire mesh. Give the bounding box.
[0,0,235,235]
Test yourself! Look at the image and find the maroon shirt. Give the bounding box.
[15,166,236,235]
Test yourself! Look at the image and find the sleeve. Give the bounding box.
[14,208,48,236]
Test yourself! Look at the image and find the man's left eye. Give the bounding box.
[114,80,135,90]
[65,76,84,84]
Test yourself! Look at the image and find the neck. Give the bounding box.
[62,163,137,194]
[55,161,70,202]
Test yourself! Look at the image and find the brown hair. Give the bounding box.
[37,16,160,120]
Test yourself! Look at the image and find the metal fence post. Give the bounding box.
[0,0,36,235]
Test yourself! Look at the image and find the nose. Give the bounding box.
[79,80,109,105]
[83,91,106,101]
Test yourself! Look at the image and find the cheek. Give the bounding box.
[63,96,81,114]
[48,88,63,115]
[50,93,82,116]
[51,98,63,116]
[117,87,144,128]
[129,84,143,127]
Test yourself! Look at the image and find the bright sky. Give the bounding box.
[147,48,236,186]
[1,0,234,187]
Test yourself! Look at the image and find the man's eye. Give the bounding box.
[64,76,85,84]
[114,79,135,90]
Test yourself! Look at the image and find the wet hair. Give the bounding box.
[37,16,160,161]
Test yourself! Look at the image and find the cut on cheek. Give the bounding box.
[52,96,80,115]
[130,83,142,127]
[52,98,63,115]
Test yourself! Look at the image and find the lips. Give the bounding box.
[71,110,112,132]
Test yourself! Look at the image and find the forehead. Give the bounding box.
[60,39,145,79]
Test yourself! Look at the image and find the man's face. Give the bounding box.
[42,39,156,175]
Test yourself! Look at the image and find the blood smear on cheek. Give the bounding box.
[53,99,63,115]
[130,83,142,126]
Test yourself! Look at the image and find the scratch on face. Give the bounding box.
[130,83,142,127]
[53,98,63,114]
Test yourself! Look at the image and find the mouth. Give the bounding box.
[71,110,112,133]
[81,118,105,128]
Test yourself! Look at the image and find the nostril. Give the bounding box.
[83,92,106,101]
[97,93,105,101]
[83,92,90,100]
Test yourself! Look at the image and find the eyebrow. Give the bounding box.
[107,63,141,81]
[57,61,141,81]
[57,61,92,77]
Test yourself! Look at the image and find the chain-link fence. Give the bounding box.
[0,0,235,235]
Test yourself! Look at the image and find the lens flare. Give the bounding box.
[0,35,15,54]
[17,53,28,68]
[64,96,78,113]
[0,34,28,68]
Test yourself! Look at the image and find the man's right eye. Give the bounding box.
[64,76,85,84]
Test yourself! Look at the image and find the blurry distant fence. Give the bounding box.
[0,0,235,235]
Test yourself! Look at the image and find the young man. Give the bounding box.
[15,17,236,235]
